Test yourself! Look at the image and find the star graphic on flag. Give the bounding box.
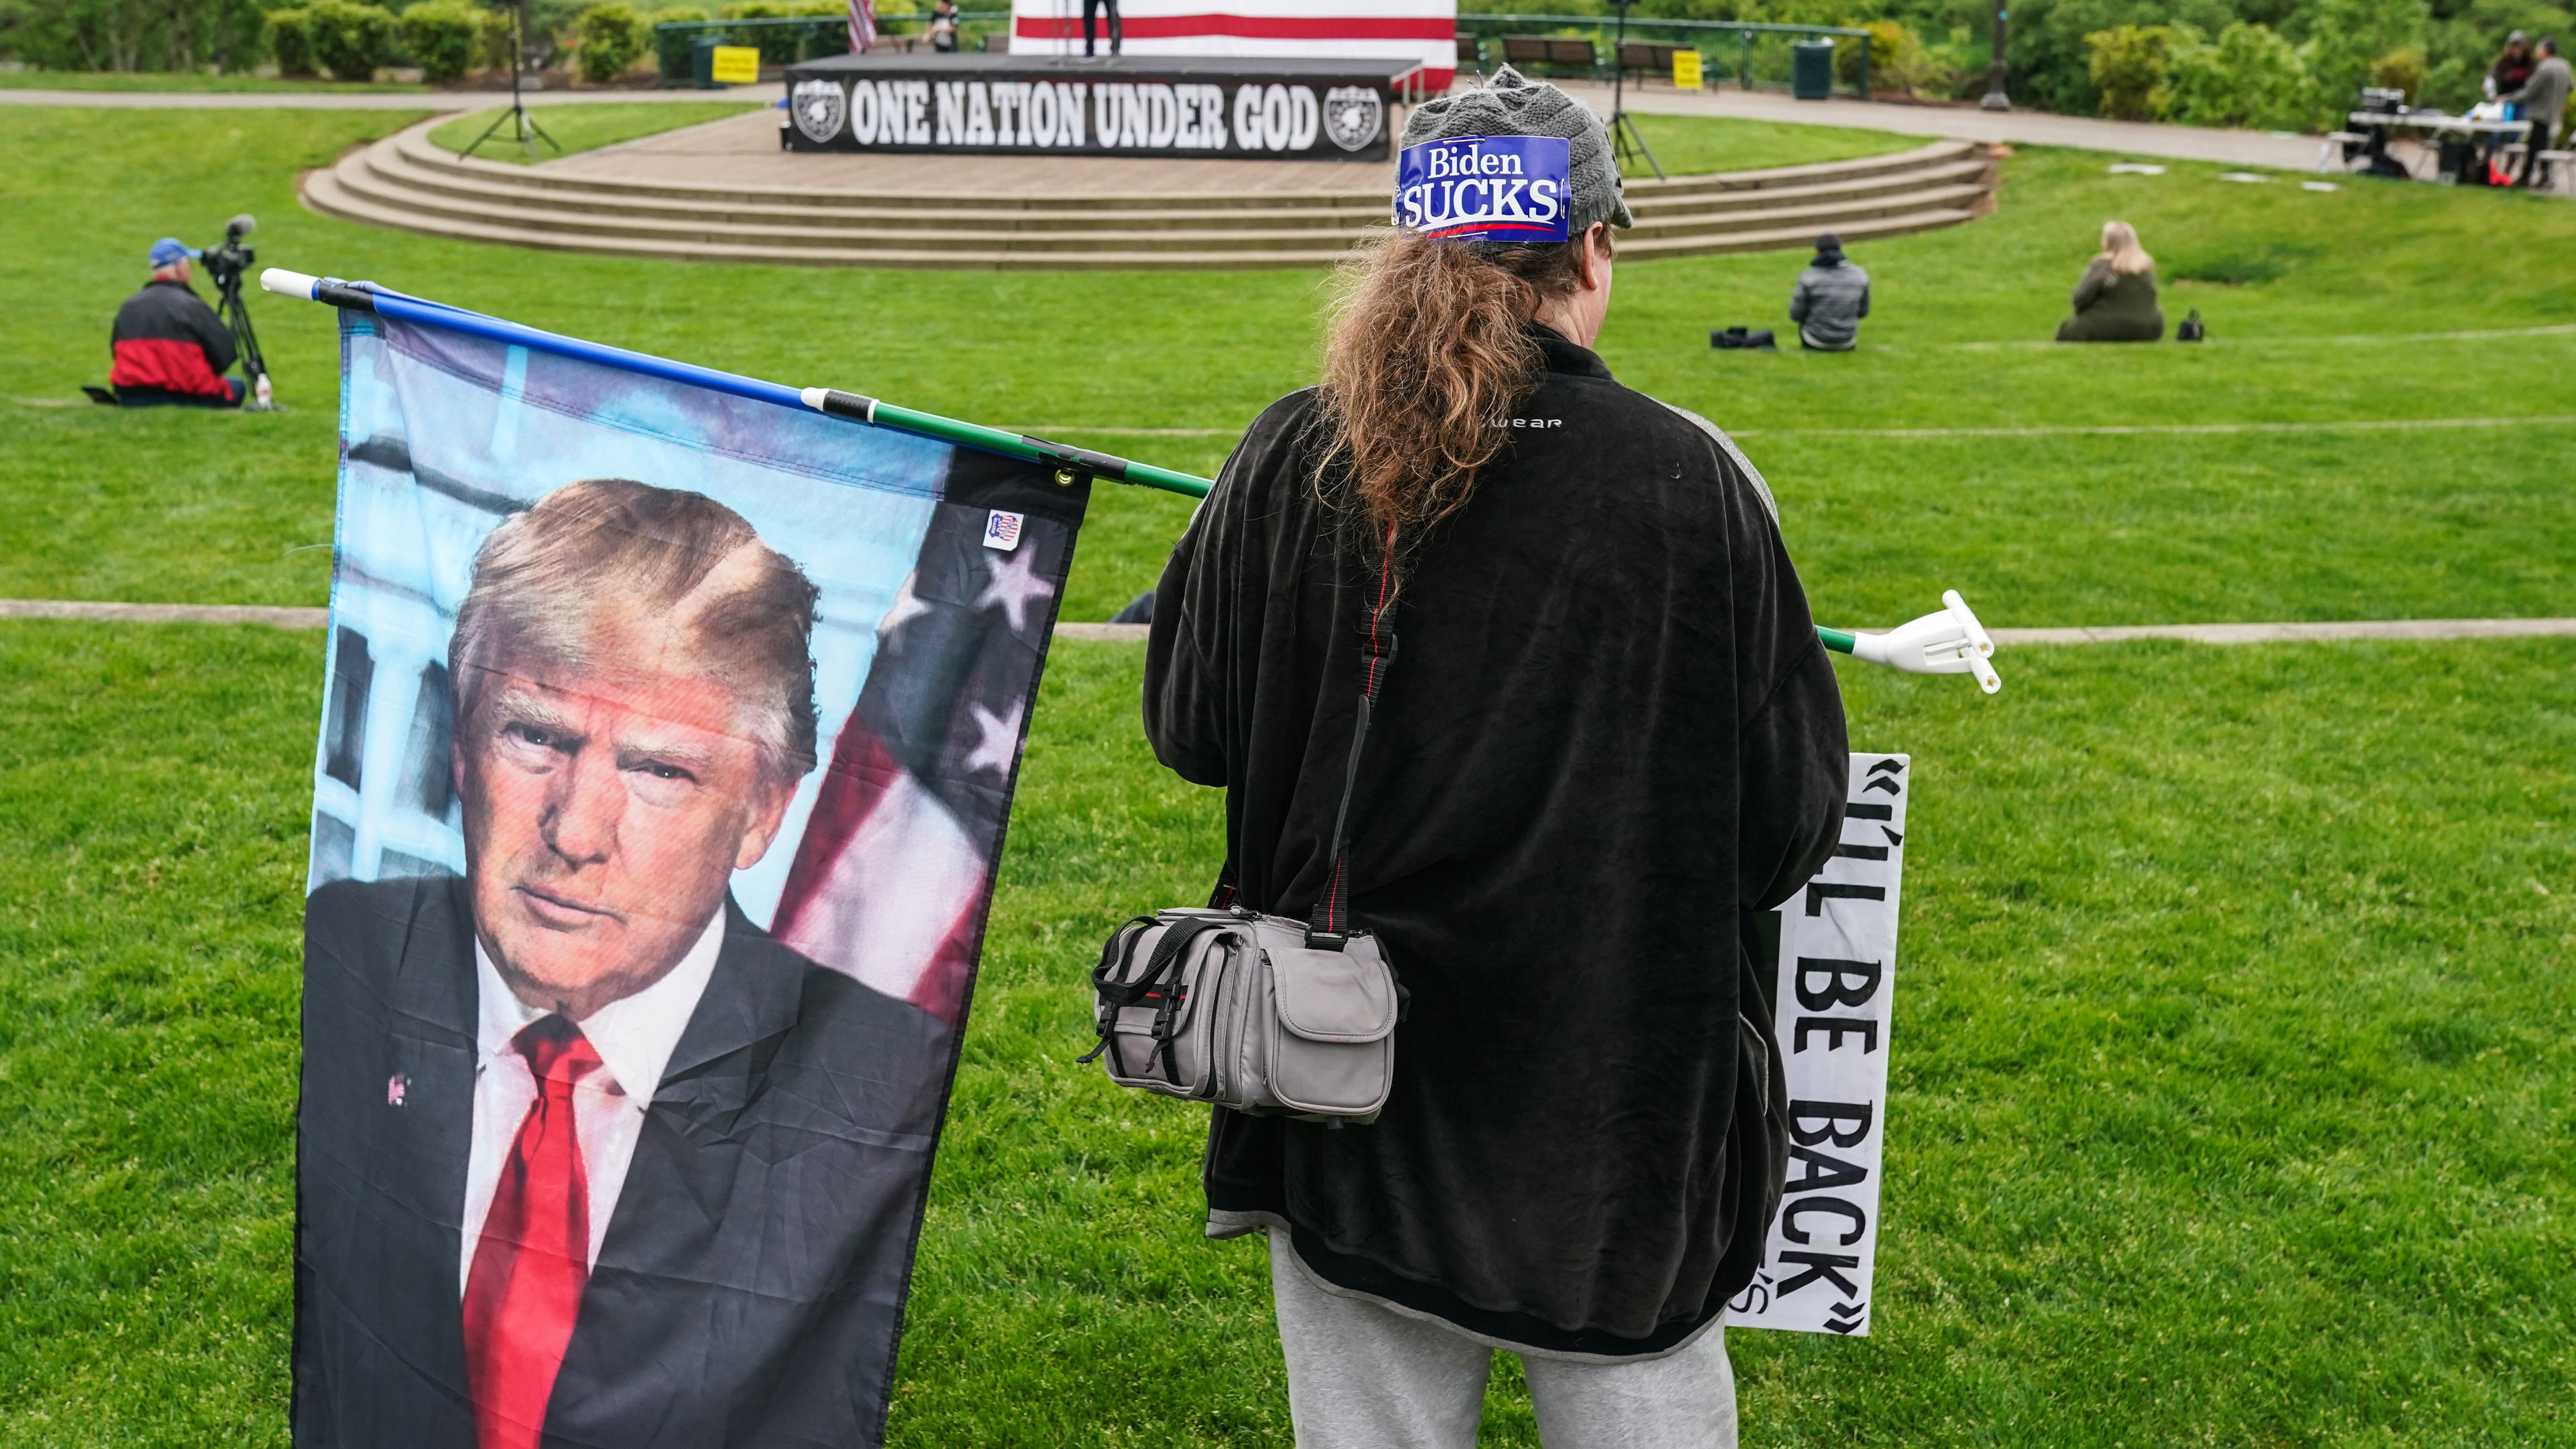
[876,573,935,638]
[974,547,1053,636]
[963,699,1024,776]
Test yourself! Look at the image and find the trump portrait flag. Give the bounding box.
[294,292,1082,1448]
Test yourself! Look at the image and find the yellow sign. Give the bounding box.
[1673,49,1704,90]
[710,44,760,84]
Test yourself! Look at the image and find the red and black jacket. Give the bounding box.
[110,279,237,399]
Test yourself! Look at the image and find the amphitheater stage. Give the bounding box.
[303,109,2000,269]
[550,109,1393,198]
[779,53,1415,161]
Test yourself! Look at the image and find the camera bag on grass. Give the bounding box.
[1081,554,1403,1123]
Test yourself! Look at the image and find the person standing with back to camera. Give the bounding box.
[1143,66,1849,1448]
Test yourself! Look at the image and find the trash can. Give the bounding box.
[1792,38,1836,100]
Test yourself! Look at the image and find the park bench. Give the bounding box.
[1500,35,1599,76]
[1617,41,1687,79]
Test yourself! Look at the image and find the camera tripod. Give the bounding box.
[202,213,274,410]
[1606,0,1666,180]
[464,0,559,162]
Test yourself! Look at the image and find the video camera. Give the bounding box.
[203,213,274,410]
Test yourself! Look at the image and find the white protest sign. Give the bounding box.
[1727,752,1907,1336]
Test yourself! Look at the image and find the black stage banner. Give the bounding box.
[779,54,1406,161]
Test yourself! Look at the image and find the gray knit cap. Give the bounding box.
[1400,65,1634,232]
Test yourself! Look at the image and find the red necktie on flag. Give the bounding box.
[847,0,877,52]
[462,1016,602,1449]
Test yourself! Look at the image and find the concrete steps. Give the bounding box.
[302,120,2000,269]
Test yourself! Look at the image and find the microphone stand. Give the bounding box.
[463,0,561,162]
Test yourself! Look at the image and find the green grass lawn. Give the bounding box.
[9,107,2576,625]
[5,98,2576,1447]
[0,69,428,92]
[426,100,770,163]
[1628,110,1919,173]
[1,626,2568,1446]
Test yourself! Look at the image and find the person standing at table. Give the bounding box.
[2056,220,2163,343]
[2505,37,2572,187]
[2481,32,2534,171]
[2492,32,2536,108]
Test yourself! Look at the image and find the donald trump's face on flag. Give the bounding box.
[448,478,823,1020]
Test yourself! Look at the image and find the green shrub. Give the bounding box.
[2165,22,2309,130]
[714,0,829,61]
[475,5,520,71]
[573,1,646,80]
[648,6,708,77]
[398,0,489,82]
[302,0,397,79]
[265,6,316,73]
[1838,19,1921,90]
[2371,44,2427,101]
[2296,0,2430,127]
[0,0,268,72]
[2086,23,2179,120]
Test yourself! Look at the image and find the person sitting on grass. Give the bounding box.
[1788,231,1870,351]
[2056,220,2164,343]
[107,238,242,407]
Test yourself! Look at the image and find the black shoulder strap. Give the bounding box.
[1305,537,1398,950]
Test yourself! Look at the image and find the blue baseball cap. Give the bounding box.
[148,237,202,268]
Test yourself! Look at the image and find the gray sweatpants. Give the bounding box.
[1268,1230,1738,1449]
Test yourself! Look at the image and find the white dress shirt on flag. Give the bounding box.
[459,911,725,1295]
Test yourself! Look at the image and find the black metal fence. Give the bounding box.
[654,10,1872,98]
[652,11,1013,83]
[1454,13,1873,100]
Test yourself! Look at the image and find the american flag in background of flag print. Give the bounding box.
[847,0,877,52]
[770,454,1072,1025]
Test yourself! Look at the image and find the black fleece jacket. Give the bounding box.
[1142,326,1848,1352]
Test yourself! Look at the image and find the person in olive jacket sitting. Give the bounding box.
[2055,220,2164,342]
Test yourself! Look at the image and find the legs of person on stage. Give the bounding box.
[1082,0,1120,56]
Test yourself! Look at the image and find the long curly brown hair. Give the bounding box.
[1313,225,1608,541]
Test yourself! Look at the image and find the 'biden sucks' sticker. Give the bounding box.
[1394,134,1571,244]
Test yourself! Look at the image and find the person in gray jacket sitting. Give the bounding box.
[1788,233,1870,351]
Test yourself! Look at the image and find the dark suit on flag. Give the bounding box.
[294,872,953,1449]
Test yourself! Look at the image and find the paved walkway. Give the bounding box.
[1554,80,2324,170]
[0,83,783,109]
[10,601,2570,645]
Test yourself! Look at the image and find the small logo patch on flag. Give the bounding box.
[983,510,1025,551]
[1394,135,1572,244]
[386,1073,407,1107]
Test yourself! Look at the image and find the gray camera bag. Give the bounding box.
[1084,908,1398,1121]
[1082,552,1402,1123]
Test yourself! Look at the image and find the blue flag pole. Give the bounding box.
[260,268,1216,499]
